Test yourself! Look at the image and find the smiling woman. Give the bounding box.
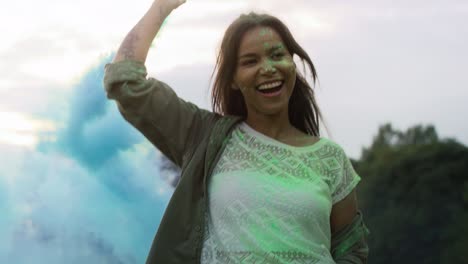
[103,0,369,263]
[210,13,322,141]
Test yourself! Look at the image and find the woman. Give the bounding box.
[103,0,370,263]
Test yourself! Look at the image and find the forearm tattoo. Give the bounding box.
[119,30,139,60]
[117,4,166,60]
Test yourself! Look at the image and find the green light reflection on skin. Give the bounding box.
[154,16,170,41]
[262,42,290,70]
[259,27,270,37]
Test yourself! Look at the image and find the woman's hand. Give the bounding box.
[157,0,187,12]
[113,0,187,63]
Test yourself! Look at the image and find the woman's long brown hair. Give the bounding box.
[211,12,324,136]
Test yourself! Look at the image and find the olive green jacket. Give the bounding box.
[103,60,369,264]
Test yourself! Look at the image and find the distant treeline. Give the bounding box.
[354,123,468,264]
[158,123,468,263]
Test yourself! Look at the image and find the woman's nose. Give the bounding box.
[260,61,277,74]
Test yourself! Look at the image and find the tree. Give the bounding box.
[355,123,468,264]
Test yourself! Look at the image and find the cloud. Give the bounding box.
[287,1,468,157]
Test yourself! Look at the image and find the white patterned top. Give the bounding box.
[200,122,361,264]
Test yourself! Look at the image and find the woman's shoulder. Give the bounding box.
[316,138,356,163]
[318,137,341,148]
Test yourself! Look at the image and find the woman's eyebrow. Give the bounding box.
[239,44,284,59]
[264,43,284,52]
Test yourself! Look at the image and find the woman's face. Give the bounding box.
[233,26,296,117]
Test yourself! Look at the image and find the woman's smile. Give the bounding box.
[255,80,285,97]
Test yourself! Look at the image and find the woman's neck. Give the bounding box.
[244,115,295,141]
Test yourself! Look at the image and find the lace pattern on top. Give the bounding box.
[200,122,360,264]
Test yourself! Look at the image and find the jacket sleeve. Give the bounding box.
[331,210,370,264]
[103,59,216,168]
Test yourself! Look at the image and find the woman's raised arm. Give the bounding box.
[113,0,186,63]
[104,0,217,168]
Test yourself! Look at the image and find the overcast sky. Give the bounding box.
[0,0,467,263]
[1,0,467,156]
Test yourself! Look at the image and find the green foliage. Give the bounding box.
[355,123,468,264]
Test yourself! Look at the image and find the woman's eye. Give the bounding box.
[241,60,256,66]
[272,53,284,59]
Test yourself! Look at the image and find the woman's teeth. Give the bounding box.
[257,81,283,90]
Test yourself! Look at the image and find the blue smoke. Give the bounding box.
[1,54,174,264]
